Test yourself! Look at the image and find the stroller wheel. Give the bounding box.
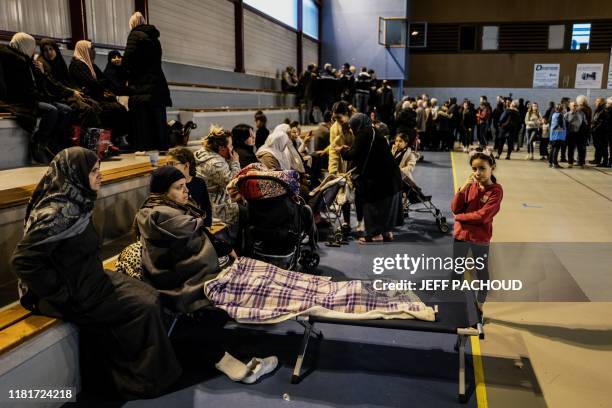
[437,217,450,233]
[334,231,345,242]
[299,251,320,270]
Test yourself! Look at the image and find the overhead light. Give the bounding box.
[411,31,419,36]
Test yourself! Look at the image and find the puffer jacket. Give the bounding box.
[194,148,241,224]
[136,204,219,312]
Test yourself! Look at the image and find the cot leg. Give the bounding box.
[292,322,313,384]
[167,316,179,338]
[458,334,468,403]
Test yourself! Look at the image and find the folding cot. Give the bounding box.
[288,300,481,403]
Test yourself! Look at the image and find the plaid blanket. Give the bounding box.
[204,257,436,323]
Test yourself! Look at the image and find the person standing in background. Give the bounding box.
[123,11,172,153]
[254,110,270,149]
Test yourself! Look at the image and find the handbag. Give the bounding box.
[351,128,375,191]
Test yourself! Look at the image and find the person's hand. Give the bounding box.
[461,174,475,191]
[315,149,328,157]
[33,60,44,73]
[230,148,240,163]
[73,90,84,100]
[303,130,313,143]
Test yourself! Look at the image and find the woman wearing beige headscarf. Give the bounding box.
[69,40,129,145]
[123,11,172,153]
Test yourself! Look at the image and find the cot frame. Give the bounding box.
[290,315,482,404]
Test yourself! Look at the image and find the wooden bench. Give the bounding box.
[0,156,170,210]
[0,223,226,357]
[0,256,119,356]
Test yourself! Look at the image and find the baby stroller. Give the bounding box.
[308,170,353,246]
[239,174,320,272]
[402,178,449,233]
[168,120,197,147]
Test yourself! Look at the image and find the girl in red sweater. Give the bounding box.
[451,150,503,312]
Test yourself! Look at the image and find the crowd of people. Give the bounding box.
[4,12,611,403]
[0,11,170,163]
[282,62,395,128]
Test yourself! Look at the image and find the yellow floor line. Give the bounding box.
[450,151,489,407]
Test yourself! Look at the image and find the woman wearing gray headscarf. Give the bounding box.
[11,147,182,399]
[336,113,402,243]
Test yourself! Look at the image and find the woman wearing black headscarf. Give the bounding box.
[11,147,182,399]
[336,113,402,243]
[103,50,128,95]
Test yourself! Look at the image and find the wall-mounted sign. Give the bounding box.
[532,64,560,88]
[575,63,604,88]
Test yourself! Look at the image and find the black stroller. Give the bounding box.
[239,175,320,272]
[402,178,449,233]
[308,171,353,246]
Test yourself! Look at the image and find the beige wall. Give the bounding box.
[411,0,610,23]
[409,52,610,88]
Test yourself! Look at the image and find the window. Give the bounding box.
[408,22,427,48]
[548,25,565,49]
[0,0,71,40]
[244,0,298,29]
[481,26,498,50]
[85,0,134,47]
[571,23,591,50]
[459,25,476,51]
[302,0,318,39]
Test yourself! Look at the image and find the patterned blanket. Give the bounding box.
[204,257,436,324]
[226,163,300,202]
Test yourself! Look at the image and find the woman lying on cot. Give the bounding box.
[120,167,436,325]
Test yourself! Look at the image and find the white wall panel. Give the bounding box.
[149,0,235,71]
[85,0,134,47]
[0,0,71,40]
[244,9,297,78]
[303,37,319,67]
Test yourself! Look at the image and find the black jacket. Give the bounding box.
[12,221,116,318]
[341,126,401,203]
[123,24,171,107]
[591,105,608,134]
[396,108,417,136]
[69,59,111,101]
[0,44,40,109]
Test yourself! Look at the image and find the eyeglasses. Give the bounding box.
[172,184,188,192]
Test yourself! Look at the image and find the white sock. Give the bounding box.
[215,352,248,381]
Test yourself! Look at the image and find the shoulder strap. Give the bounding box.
[360,128,376,174]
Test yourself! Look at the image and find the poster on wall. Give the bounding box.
[607,48,612,89]
[532,64,560,88]
[575,63,604,88]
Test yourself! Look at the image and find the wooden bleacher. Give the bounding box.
[0,222,226,357]
[0,156,170,210]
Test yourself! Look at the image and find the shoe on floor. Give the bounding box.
[242,356,278,384]
[567,163,573,168]
[505,156,511,160]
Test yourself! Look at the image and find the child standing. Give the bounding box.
[549,104,567,168]
[451,150,503,314]
[539,118,550,160]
